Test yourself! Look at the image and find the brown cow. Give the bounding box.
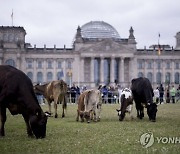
[0,65,47,138]
[76,89,102,123]
[34,80,67,118]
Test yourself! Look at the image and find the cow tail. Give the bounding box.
[63,95,67,110]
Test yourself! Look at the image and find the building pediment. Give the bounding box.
[79,39,133,53]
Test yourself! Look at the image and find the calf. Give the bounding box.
[116,88,133,121]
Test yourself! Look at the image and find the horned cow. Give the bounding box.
[34,80,67,118]
[76,89,102,123]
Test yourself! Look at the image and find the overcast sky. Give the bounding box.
[0,0,180,48]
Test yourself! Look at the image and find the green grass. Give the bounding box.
[0,103,180,154]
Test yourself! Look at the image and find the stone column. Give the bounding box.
[120,57,124,84]
[110,56,115,84]
[16,53,21,69]
[80,57,84,84]
[172,60,175,83]
[129,57,134,81]
[33,59,37,83]
[53,60,57,80]
[162,60,166,84]
[91,57,94,83]
[144,59,146,77]
[153,60,156,84]
[100,56,104,84]
[43,60,47,83]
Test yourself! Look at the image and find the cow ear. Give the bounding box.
[116,109,120,112]
[36,110,42,119]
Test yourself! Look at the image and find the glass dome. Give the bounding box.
[81,21,120,39]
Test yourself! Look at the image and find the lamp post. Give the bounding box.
[67,69,72,103]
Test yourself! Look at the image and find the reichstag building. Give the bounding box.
[0,21,180,88]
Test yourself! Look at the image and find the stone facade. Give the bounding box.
[0,21,180,89]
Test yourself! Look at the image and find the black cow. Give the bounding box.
[131,77,157,122]
[0,65,47,138]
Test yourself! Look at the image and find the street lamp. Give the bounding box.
[67,69,72,103]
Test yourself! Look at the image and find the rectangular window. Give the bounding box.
[67,61,72,69]
[147,62,152,69]
[27,60,33,69]
[58,61,62,69]
[138,60,143,69]
[166,62,170,69]
[157,61,161,69]
[175,62,179,69]
[37,61,42,69]
[47,61,52,69]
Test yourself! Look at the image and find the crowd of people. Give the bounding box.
[153,84,180,104]
[68,83,180,105]
[36,82,180,105]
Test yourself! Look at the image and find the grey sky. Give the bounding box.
[0,0,180,48]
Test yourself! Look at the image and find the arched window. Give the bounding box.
[138,72,143,78]
[147,72,153,83]
[175,72,180,84]
[156,72,161,84]
[47,72,53,82]
[5,59,15,67]
[57,71,64,80]
[27,72,33,81]
[37,72,43,83]
[165,72,171,84]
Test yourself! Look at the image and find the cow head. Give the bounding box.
[84,111,91,123]
[116,109,125,121]
[29,112,47,139]
[147,103,157,122]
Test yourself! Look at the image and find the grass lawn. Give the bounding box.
[0,103,180,154]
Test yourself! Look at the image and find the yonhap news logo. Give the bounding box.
[140,132,180,148]
[140,132,154,148]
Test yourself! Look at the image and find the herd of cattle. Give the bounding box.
[0,65,157,139]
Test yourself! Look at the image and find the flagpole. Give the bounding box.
[157,33,161,85]
[11,9,13,26]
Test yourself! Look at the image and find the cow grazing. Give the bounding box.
[116,88,133,121]
[34,80,67,118]
[131,77,157,122]
[76,89,102,123]
[0,65,47,138]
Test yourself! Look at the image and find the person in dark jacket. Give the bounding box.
[159,84,164,104]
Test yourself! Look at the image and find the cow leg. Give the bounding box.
[97,104,102,121]
[135,102,143,119]
[139,105,144,119]
[47,100,52,115]
[93,111,97,122]
[61,96,66,118]
[76,110,79,121]
[0,106,6,137]
[128,105,134,120]
[54,101,58,118]
[22,114,33,137]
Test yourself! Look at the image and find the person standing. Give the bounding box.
[166,86,170,103]
[159,84,164,104]
[176,85,180,103]
[170,85,176,103]
[70,84,77,103]
[154,87,160,104]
